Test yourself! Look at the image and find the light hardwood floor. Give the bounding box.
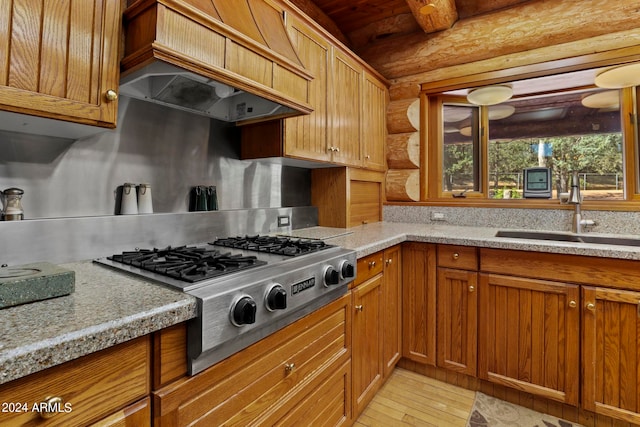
[354,368,476,427]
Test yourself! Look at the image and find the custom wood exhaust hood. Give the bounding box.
[120,0,314,124]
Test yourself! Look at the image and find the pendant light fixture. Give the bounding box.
[594,63,640,88]
[467,85,513,105]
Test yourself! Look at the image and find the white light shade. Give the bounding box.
[459,126,472,136]
[595,63,640,88]
[488,104,515,120]
[214,83,234,98]
[581,90,619,110]
[467,85,513,105]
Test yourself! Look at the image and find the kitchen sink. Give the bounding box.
[495,230,640,247]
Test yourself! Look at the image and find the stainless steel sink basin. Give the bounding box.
[495,230,640,247]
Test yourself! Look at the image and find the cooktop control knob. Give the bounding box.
[323,266,340,286]
[340,261,355,279]
[231,295,257,326]
[265,284,287,311]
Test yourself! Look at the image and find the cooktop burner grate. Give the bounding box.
[108,245,266,283]
[212,235,333,256]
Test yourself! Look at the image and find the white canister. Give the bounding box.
[120,183,138,215]
[137,183,153,214]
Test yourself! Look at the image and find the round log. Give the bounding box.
[387,132,420,169]
[386,169,420,201]
[387,98,420,133]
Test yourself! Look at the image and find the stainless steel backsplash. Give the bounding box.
[0,97,317,265]
[0,96,311,218]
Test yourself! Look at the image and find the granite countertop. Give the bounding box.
[285,223,640,260]
[3,221,640,386]
[0,261,197,385]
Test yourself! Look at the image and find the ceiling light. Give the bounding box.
[459,126,472,136]
[594,63,640,88]
[488,104,515,120]
[467,85,513,105]
[581,90,619,110]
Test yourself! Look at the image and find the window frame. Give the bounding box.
[419,49,640,209]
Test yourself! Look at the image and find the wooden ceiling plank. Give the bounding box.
[406,0,458,33]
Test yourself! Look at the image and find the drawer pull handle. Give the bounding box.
[569,300,577,308]
[284,363,295,373]
[452,253,460,260]
[368,261,376,268]
[355,305,363,312]
[468,285,475,293]
[38,396,64,419]
[586,302,596,311]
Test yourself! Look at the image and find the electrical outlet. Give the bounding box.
[431,212,445,221]
[277,215,290,227]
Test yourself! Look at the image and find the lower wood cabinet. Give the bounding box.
[436,267,477,376]
[0,337,151,426]
[478,273,579,406]
[152,294,351,426]
[582,286,640,424]
[351,245,402,419]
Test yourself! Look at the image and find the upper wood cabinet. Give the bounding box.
[0,0,121,128]
[361,70,388,171]
[240,13,388,171]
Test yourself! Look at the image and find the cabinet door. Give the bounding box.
[402,242,436,365]
[0,0,121,127]
[437,268,477,376]
[582,286,640,424]
[331,50,361,166]
[382,245,402,377]
[284,17,331,162]
[361,71,387,171]
[479,274,579,406]
[352,274,383,415]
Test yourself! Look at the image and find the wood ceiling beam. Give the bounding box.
[405,0,457,33]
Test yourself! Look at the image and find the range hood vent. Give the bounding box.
[120,0,313,124]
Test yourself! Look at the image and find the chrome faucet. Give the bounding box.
[568,171,595,233]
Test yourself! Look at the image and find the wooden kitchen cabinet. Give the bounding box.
[582,286,640,424]
[0,0,121,128]
[361,70,388,171]
[311,167,384,227]
[401,242,437,365]
[478,273,580,406]
[436,245,478,377]
[331,49,362,166]
[0,336,151,426]
[152,294,351,426]
[382,245,402,377]
[351,247,402,418]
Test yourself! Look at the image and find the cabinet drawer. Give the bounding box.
[437,245,478,270]
[89,397,150,427]
[0,337,150,426]
[154,294,350,426]
[353,251,384,287]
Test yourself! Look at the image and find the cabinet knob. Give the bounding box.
[355,304,363,312]
[468,285,475,292]
[38,396,64,419]
[284,363,295,373]
[327,147,333,152]
[586,302,596,311]
[385,258,392,266]
[452,253,460,260]
[569,300,577,308]
[105,89,118,102]
[335,147,340,153]
[365,155,371,159]
[368,261,376,268]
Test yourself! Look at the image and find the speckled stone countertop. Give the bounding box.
[285,223,640,260]
[0,261,197,385]
[3,222,640,386]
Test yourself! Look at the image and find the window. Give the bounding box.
[423,57,640,206]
